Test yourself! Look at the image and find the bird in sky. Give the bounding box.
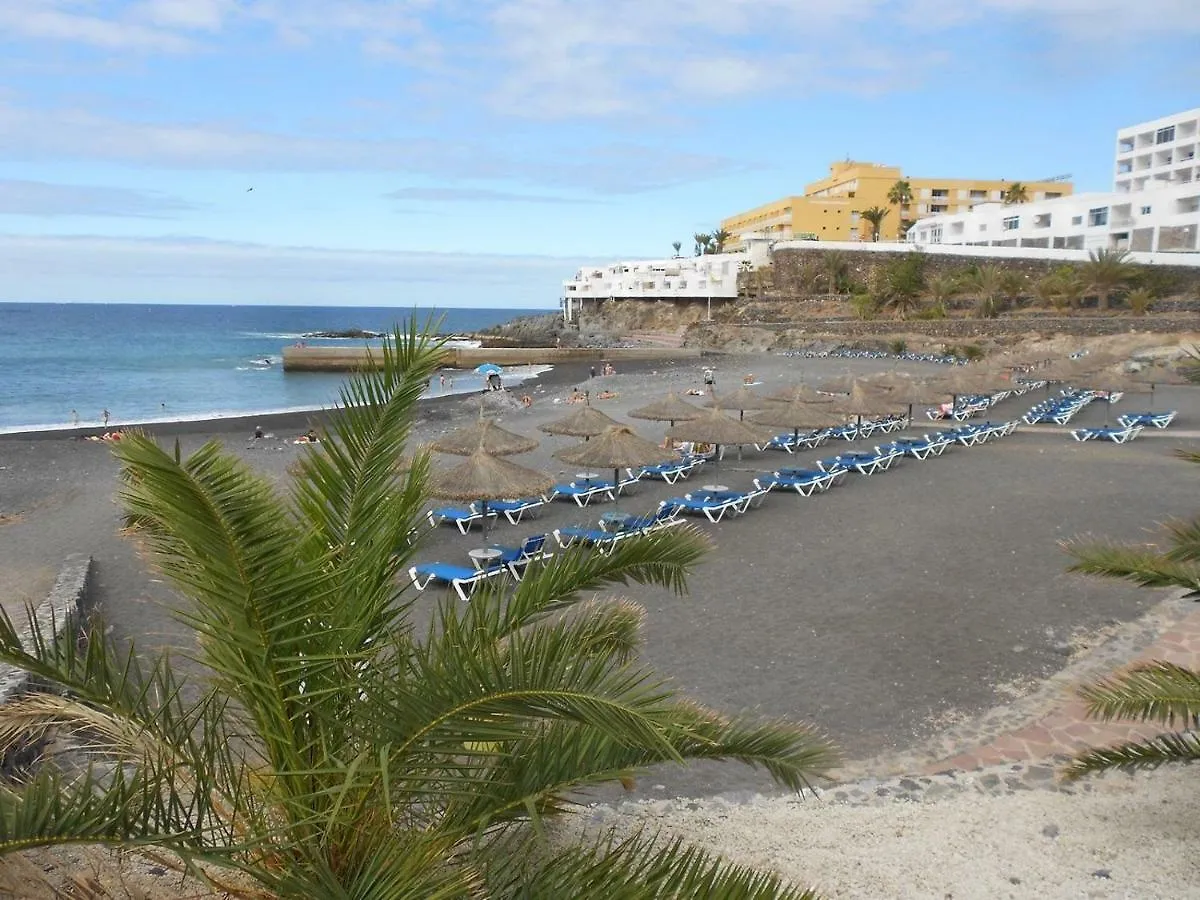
[246,187,254,192]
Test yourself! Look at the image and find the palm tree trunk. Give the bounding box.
[1098,290,1109,312]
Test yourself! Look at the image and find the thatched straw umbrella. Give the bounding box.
[668,407,770,467]
[539,405,620,440]
[628,391,704,428]
[555,425,674,508]
[929,367,1007,413]
[751,397,847,443]
[431,417,538,457]
[429,447,554,537]
[832,383,900,427]
[767,383,833,405]
[704,386,771,421]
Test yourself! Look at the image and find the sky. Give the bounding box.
[1,1,1198,307]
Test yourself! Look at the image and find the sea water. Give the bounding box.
[0,303,550,432]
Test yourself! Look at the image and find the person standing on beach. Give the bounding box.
[439,374,446,390]
[70,409,79,425]
[102,409,110,427]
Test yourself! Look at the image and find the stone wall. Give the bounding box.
[686,315,1200,350]
[748,247,1200,299]
[0,555,95,772]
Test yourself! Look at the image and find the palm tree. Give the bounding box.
[671,240,682,257]
[693,232,711,256]
[1125,287,1155,316]
[997,270,1025,309]
[1084,247,1138,311]
[886,180,912,238]
[823,250,849,294]
[0,324,834,897]
[1053,266,1086,312]
[886,179,912,209]
[924,272,960,314]
[860,206,889,242]
[1061,452,1200,780]
[1002,182,1029,205]
[961,264,1005,318]
[710,228,732,253]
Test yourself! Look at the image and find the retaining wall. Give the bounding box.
[283,346,701,372]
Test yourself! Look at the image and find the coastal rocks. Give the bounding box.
[302,329,382,339]
[478,313,569,348]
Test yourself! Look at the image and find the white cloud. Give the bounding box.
[0,0,193,51]
[0,179,196,218]
[0,233,594,304]
[0,101,747,193]
[386,187,600,204]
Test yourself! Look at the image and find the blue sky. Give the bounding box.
[1,1,1198,307]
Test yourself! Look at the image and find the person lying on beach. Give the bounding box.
[685,388,704,396]
[85,431,124,442]
[596,390,618,400]
[293,429,320,444]
[567,389,587,404]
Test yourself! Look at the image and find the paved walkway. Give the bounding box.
[923,600,1200,773]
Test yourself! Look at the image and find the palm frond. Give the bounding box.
[1062,537,1200,596]
[478,527,712,640]
[1077,660,1200,726]
[1062,730,1200,780]
[1175,449,1200,464]
[483,828,818,899]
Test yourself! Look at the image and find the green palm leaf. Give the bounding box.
[1063,731,1200,780]
[1076,661,1200,726]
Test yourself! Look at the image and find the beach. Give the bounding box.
[2,338,1199,897]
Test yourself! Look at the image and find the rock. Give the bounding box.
[1092,869,1112,879]
[1042,824,1060,838]
[302,329,383,339]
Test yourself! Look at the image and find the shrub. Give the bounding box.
[850,292,878,320]
[888,339,908,354]
[1126,287,1155,316]
[910,304,948,320]
[960,343,985,361]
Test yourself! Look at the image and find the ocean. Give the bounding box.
[0,303,551,432]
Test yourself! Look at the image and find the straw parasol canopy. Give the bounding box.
[539,405,620,439]
[767,382,833,405]
[832,383,900,420]
[429,447,554,536]
[431,417,538,457]
[705,386,772,420]
[751,397,847,439]
[668,406,770,465]
[555,425,674,506]
[818,374,858,394]
[628,391,704,427]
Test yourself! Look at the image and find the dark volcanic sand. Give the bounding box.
[2,353,1197,800]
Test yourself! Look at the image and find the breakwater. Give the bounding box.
[282,345,701,372]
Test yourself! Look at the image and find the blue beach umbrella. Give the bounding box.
[474,363,503,376]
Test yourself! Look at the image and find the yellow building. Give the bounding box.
[721,161,1073,248]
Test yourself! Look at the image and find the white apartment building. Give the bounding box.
[560,253,750,324]
[906,183,1199,254]
[1115,108,1200,193]
[907,107,1200,256]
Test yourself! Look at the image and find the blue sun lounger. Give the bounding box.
[426,503,499,534]
[487,534,551,575]
[408,560,508,602]
[754,469,837,496]
[488,496,546,525]
[548,481,616,506]
[1071,424,1144,443]
[1117,411,1176,429]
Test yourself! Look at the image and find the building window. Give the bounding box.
[969,190,987,200]
[1156,126,1176,144]
[1045,192,1063,199]
[1118,138,1135,153]
[1140,205,1152,215]
[929,226,942,243]
[1071,215,1083,225]
[979,224,987,232]
[931,189,949,198]
[1002,216,1020,230]
[1088,207,1109,226]
[930,204,947,213]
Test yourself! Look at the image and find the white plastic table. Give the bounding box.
[468,548,502,571]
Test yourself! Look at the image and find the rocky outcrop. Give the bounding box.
[477,313,571,348]
[302,329,383,339]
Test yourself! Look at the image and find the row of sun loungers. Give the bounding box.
[1118,411,1177,429]
[1022,389,1097,425]
[412,419,1025,599]
[754,417,907,454]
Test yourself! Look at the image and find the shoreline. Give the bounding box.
[0,357,672,442]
